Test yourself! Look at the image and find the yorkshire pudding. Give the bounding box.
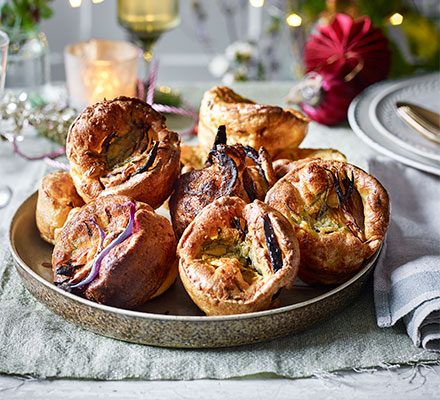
[266,159,389,285]
[52,195,177,309]
[66,96,181,208]
[178,196,300,315]
[169,126,277,238]
[198,86,309,156]
[273,148,347,179]
[180,144,207,174]
[36,171,84,245]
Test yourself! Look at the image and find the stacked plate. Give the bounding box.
[348,73,440,176]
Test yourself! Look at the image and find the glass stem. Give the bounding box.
[143,49,153,64]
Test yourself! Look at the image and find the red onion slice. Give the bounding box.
[70,202,136,289]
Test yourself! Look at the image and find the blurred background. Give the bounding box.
[43,0,270,82]
[3,0,439,85]
[0,0,438,141]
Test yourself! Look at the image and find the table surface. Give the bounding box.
[1,366,440,400]
[1,82,438,399]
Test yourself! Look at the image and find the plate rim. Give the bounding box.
[368,76,440,161]
[8,190,380,323]
[348,80,440,177]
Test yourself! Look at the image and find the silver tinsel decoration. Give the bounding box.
[0,90,77,145]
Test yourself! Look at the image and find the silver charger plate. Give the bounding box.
[8,192,380,348]
[369,73,440,161]
[348,76,440,176]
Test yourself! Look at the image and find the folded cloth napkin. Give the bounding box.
[370,159,440,352]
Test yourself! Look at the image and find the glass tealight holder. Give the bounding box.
[65,39,139,110]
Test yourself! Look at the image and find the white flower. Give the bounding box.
[222,72,235,85]
[234,65,250,81]
[208,55,230,78]
[225,41,256,62]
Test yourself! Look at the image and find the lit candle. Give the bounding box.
[64,39,139,110]
[248,0,264,42]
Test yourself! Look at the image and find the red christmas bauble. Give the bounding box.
[301,13,391,125]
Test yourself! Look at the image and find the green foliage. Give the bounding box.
[153,89,182,107]
[400,13,440,71]
[0,0,54,33]
[267,14,282,34]
[295,0,325,20]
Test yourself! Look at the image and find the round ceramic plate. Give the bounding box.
[348,79,440,177]
[369,73,440,161]
[9,192,380,349]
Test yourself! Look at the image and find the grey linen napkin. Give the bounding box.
[370,159,440,351]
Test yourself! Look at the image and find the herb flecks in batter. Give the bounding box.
[100,127,159,187]
[104,128,149,169]
[201,239,261,288]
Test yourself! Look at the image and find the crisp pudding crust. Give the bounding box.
[265,159,390,285]
[52,195,177,309]
[198,86,309,156]
[169,134,277,238]
[272,148,347,179]
[179,144,207,174]
[178,196,300,316]
[36,171,84,245]
[66,96,181,208]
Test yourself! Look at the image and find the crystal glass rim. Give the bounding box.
[65,39,139,64]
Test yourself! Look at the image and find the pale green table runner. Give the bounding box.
[0,83,438,379]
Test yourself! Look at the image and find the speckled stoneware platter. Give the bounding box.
[9,192,380,349]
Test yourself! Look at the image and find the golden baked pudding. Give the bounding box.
[66,96,181,208]
[180,145,347,179]
[198,86,309,156]
[180,144,207,174]
[169,126,277,238]
[36,171,84,245]
[178,196,300,315]
[52,195,177,309]
[265,159,389,285]
[273,147,347,162]
[273,148,347,179]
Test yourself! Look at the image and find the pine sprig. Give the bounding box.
[0,0,54,33]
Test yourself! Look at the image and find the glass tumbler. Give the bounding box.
[64,39,139,110]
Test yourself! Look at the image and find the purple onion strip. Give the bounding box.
[70,202,136,289]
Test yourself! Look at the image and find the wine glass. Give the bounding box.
[0,30,8,90]
[117,0,180,78]
[0,29,12,209]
